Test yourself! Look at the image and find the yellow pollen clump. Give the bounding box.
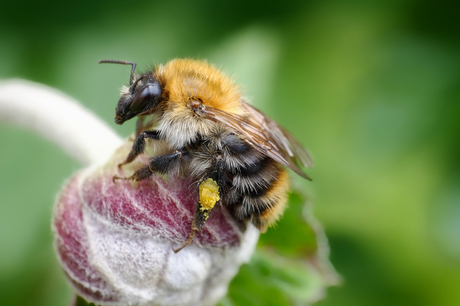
[199,178,220,210]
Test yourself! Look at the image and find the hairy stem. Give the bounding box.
[0,79,122,166]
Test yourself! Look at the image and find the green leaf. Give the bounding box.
[258,192,318,258]
[222,192,339,306]
[74,296,96,306]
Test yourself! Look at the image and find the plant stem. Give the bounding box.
[0,79,122,166]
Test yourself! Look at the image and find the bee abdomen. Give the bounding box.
[231,156,280,194]
[228,168,290,232]
[220,133,290,231]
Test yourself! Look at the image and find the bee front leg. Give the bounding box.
[135,116,145,137]
[118,130,161,168]
[114,147,187,182]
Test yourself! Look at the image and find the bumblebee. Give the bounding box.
[99,59,313,252]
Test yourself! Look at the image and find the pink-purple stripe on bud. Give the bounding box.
[53,142,259,306]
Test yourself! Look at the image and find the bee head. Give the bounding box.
[115,74,163,125]
[99,60,163,125]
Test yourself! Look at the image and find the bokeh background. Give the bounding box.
[1,0,460,305]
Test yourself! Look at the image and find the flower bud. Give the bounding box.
[53,141,259,306]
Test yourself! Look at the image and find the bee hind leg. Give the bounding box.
[118,130,161,169]
[174,174,223,253]
[173,228,196,253]
[174,200,211,253]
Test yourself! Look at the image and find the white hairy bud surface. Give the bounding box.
[0,80,259,306]
[53,142,259,306]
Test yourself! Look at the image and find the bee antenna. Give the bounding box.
[98,60,137,85]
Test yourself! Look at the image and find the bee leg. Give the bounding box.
[173,228,196,253]
[174,173,223,253]
[113,164,153,183]
[135,116,145,137]
[114,148,188,183]
[147,148,187,174]
[118,130,161,169]
[174,201,212,253]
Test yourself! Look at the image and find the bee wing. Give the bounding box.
[203,102,313,180]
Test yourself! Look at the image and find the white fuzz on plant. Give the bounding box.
[0,80,259,306]
[0,79,123,165]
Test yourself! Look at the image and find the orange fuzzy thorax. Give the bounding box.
[156,59,245,116]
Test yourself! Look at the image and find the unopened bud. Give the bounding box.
[53,141,259,306]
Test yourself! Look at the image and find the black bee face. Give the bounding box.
[115,75,162,125]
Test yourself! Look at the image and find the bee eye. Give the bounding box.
[130,83,160,113]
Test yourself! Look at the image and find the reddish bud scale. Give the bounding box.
[54,174,116,303]
[53,142,258,306]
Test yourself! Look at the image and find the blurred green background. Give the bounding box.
[1,0,460,305]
